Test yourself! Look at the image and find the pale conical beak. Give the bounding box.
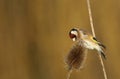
[72,38,76,41]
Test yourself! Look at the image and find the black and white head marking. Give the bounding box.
[69,28,78,41]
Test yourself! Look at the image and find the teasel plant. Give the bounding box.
[65,0,107,79]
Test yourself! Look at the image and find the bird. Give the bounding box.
[65,28,106,79]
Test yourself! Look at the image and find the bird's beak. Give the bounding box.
[72,38,76,41]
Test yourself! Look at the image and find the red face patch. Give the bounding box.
[69,33,76,39]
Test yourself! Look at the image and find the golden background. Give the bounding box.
[0,0,119,79]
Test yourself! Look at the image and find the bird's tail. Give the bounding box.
[100,51,106,59]
[98,43,106,59]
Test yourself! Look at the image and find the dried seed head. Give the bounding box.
[65,42,87,71]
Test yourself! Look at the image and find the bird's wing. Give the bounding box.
[92,37,106,49]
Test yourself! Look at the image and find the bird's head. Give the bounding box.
[69,28,80,41]
[69,28,92,41]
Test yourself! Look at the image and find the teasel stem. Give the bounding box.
[67,69,72,79]
[86,0,108,79]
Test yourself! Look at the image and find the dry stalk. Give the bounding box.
[86,0,107,79]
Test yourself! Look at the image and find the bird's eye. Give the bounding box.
[81,31,88,36]
[83,32,86,35]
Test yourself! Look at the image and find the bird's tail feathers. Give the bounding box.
[99,50,106,59]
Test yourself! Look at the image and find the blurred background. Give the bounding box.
[0,0,120,79]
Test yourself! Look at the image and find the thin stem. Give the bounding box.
[67,69,72,79]
[86,0,107,79]
[86,0,95,37]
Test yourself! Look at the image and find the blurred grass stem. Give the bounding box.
[86,0,108,79]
